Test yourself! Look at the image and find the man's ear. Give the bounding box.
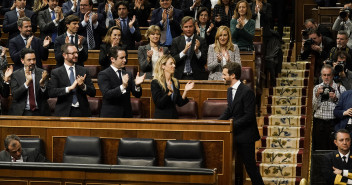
[21,59,25,65]
[231,73,236,80]
[334,139,337,146]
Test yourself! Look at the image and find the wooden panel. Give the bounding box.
[29,181,62,185]
[0,180,27,185]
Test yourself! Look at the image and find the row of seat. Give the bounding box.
[21,136,205,168]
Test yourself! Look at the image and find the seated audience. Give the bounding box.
[9,17,50,71]
[49,43,96,117]
[98,0,118,28]
[37,0,66,49]
[108,1,142,50]
[181,0,211,19]
[151,55,194,119]
[150,0,183,47]
[9,48,51,116]
[98,46,145,118]
[332,6,352,48]
[195,7,216,45]
[329,31,352,72]
[332,51,352,90]
[138,25,169,79]
[75,0,106,50]
[313,65,346,150]
[54,15,88,67]
[130,0,152,27]
[99,26,127,70]
[0,134,50,162]
[3,0,37,44]
[321,129,352,184]
[304,18,333,40]
[62,0,80,16]
[212,0,235,28]
[230,0,255,51]
[170,16,208,80]
[207,26,240,80]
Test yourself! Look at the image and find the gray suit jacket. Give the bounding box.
[138,44,169,79]
[9,67,50,116]
[37,8,66,41]
[0,149,49,162]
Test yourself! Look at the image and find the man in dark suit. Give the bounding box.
[74,0,106,50]
[98,46,145,118]
[0,134,49,162]
[170,16,207,80]
[49,43,96,117]
[150,0,183,46]
[9,48,51,116]
[3,0,36,44]
[9,17,50,71]
[37,0,66,49]
[181,0,211,18]
[62,0,80,16]
[219,62,264,185]
[1,0,34,15]
[54,15,88,67]
[322,129,352,184]
[108,1,141,50]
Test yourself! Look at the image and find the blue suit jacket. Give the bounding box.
[150,7,183,39]
[62,0,80,16]
[334,90,352,130]
[9,35,48,71]
[3,9,36,43]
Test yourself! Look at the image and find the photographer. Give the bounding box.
[304,18,333,39]
[329,31,352,72]
[313,65,346,150]
[332,7,352,48]
[301,29,334,79]
[331,51,352,90]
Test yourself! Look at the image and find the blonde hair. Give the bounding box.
[145,25,161,41]
[103,26,121,44]
[233,0,251,19]
[33,0,48,12]
[153,55,179,91]
[214,26,234,52]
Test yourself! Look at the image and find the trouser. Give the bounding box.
[313,118,337,150]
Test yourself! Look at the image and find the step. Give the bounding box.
[279,70,309,78]
[261,137,304,149]
[258,177,301,185]
[259,163,302,178]
[263,125,304,138]
[257,148,303,164]
[267,105,306,116]
[263,114,306,127]
[282,62,310,70]
[268,96,306,106]
[276,78,308,87]
[268,86,307,97]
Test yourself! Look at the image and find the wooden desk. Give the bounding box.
[0,116,233,185]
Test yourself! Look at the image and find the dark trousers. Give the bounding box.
[234,142,264,185]
[23,109,41,116]
[69,107,84,117]
[313,118,337,150]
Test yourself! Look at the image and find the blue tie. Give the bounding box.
[69,67,78,104]
[51,11,57,41]
[164,15,172,46]
[122,19,128,35]
[184,37,192,73]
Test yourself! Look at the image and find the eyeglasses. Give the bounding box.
[66,52,79,55]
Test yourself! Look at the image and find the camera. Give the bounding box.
[321,84,334,102]
[302,28,311,40]
[325,59,334,66]
[335,61,345,73]
[303,38,314,51]
[340,9,349,19]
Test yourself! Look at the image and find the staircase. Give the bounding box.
[248,27,309,185]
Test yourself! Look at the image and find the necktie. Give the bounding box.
[184,37,192,73]
[51,11,57,41]
[70,35,75,45]
[24,38,27,46]
[117,70,122,84]
[28,78,36,111]
[343,156,347,163]
[69,67,78,104]
[13,158,16,162]
[227,87,232,106]
[164,15,172,46]
[122,19,128,35]
[87,18,95,49]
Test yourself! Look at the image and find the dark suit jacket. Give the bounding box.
[3,9,36,43]
[181,0,211,18]
[138,44,169,79]
[150,7,183,39]
[250,2,272,37]
[0,148,49,162]
[54,33,88,67]
[97,67,142,118]
[75,12,106,50]
[108,17,142,50]
[9,67,50,116]
[99,43,128,70]
[37,8,66,44]
[196,22,216,45]
[170,34,208,80]
[0,80,10,99]
[219,83,260,143]
[62,0,80,16]
[151,79,188,119]
[9,35,49,71]
[129,2,151,27]
[1,0,33,15]
[48,65,96,117]
[334,90,352,130]
[321,150,352,184]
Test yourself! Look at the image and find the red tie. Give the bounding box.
[28,80,36,111]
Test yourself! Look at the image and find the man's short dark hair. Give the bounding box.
[109,46,125,59]
[65,15,80,25]
[115,1,129,12]
[321,64,333,72]
[17,17,31,28]
[308,28,321,37]
[333,50,350,62]
[20,48,35,59]
[304,18,317,25]
[87,0,93,6]
[61,43,75,54]
[334,129,350,140]
[4,135,20,150]
[223,62,241,80]
[181,16,195,28]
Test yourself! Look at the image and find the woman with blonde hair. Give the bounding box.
[138,25,169,79]
[99,26,127,70]
[207,26,241,80]
[230,0,255,51]
[151,55,194,119]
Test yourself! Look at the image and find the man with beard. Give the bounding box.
[49,43,95,117]
[9,17,50,71]
[9,48,51,116]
